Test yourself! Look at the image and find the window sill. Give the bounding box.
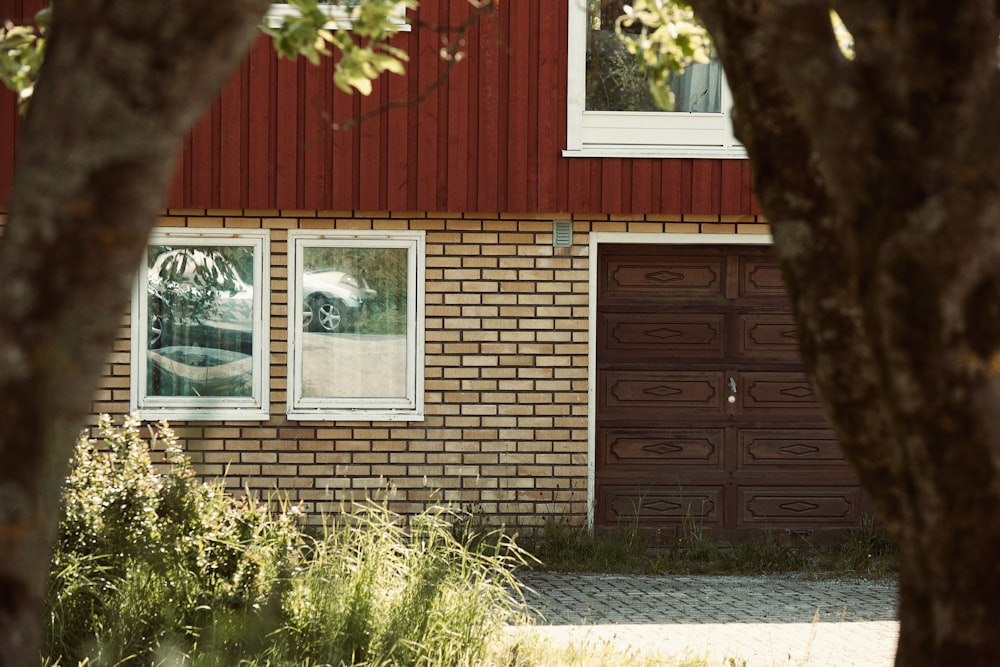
[562,146,748,160]
[135,407,271,422]
[288,408,424,422]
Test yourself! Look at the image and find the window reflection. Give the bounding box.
[585,0,722,113]
[145,245,255,397]
[299,246,409,400]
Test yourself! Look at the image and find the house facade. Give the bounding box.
[0,0,867,540]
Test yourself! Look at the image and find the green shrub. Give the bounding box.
[45,415,531,666]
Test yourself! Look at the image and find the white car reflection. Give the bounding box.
[302,269,376,333]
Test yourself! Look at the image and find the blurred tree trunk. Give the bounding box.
[690,1,1000,664]
[0,1,269,663]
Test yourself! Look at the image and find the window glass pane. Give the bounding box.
[146,244,256,398]
[300,246,409,400]
[585,0,722,113]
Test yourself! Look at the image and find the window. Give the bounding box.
[130,230,271,420]
[264,2,412,31]
[287,231,425,421]
[565,0,745,158]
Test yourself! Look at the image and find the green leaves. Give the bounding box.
[263,0,417,96]
[614,0,712,110]
[0,7,49,114]
[333,35,409,95]
[264,0,335,65]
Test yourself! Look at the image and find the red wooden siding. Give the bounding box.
[0,0,758,216]
[0,82,15,203]
[0,0,41,201]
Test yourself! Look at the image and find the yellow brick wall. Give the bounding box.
[44,208,770,529]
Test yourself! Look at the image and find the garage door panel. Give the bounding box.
[739,257,786,298]
[599,313,726,358]
[739,429,848,468]
[598,427,724,468]
[598,485,722,525]
[739,487,862,524]
[737,313,801,359]
[602,371,725,414]
[604,255,726,299]
[739,371,820,411]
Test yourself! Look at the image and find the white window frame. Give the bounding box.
[565,0,745,159]
[264,2,412,31]
[287,230,425,421]
[130,229,271,421]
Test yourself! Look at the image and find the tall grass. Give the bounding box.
[45,416,531,666]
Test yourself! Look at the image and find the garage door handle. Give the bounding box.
[728,377,737,393]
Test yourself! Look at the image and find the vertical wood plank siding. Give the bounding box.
[0,0,756,215]
[0,0,36,199]
[0,82,15,203]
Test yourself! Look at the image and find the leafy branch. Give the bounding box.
[316,0,499,133]
[0,7,49,113]
[614,0,712,110]
[263,0,417,96]
[1,1,419,112]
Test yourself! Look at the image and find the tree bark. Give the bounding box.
[0,1,269,663]
[690,0,1000,663]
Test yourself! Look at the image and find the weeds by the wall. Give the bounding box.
[524,515,897,578]
[45,415,531,666]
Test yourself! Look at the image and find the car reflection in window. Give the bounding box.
[302,269,377,333]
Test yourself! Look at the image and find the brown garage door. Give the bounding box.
[595,244,868,541]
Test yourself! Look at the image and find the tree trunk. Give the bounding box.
[0,1,269,663]
[690,1,1000,664]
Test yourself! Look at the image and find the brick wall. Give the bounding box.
[6,207,770,530]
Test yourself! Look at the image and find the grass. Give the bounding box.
[522,514,897,579]
[45,416,534,667]
[491,629,726,667]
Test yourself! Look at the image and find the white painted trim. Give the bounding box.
[264,2,412,32]
[563,146,747,159]
[586,231,773,530]
[565,0,587,152]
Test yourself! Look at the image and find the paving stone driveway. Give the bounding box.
[512,572,899,666]
[518,572,897,625]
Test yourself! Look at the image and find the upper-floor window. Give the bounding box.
[565,0,745,158]
[130,230,271,421]
[264,1,411,31]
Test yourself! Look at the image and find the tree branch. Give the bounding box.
[315,0,499,135]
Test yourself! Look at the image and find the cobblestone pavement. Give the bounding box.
[510,572,899,666]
